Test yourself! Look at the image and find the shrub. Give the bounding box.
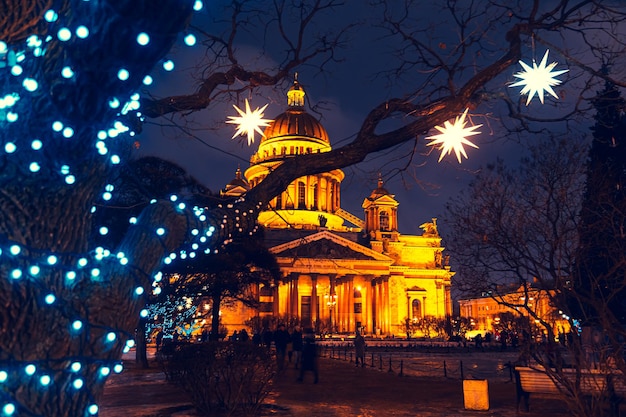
[164,341,276,416]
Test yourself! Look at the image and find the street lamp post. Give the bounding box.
[325,292,337,337]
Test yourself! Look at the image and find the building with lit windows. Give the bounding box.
[219,80,455,336]
[457,283,571,340]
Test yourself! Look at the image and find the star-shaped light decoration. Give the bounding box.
[509,49,569,105]
[426,108,481,163]
[226,99,272,146]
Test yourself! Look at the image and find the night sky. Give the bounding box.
[135,1,588,238]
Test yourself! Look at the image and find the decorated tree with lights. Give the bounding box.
[3,1,626,416]
[0,1,210,416]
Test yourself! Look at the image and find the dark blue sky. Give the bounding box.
[135,1,592,236]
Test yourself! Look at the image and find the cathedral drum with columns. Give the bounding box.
[220,79,454,337]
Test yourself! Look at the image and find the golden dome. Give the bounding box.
[367,174,393,200]
[261,79,329,144]
[262,108,329,144]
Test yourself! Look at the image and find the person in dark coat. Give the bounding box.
[297,328,318,383]
[291,325,303,368]
[155,330,164,352]
[273,323,291,371]
[354,331,366,367]
[262,327,273,349]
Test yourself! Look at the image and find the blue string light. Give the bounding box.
[0,1,235,414]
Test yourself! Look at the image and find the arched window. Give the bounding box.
[298,181,306,209]
[380,211,390,231]
[353,288,362,298]
[412,299,421,319]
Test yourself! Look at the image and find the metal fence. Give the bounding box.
[317,340,520,382]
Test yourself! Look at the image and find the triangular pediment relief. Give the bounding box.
[270,230,391,261]
[363,194,399,207]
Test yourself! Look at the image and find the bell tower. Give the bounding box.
[362,175,400,242]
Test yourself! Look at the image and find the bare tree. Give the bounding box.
[3,1,626,416]
[442,135,626,416]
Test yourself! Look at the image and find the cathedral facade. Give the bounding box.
[220,80,454,337]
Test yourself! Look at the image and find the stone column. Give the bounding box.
[445,285,451,317]
[273,285,279,316]
[337,276,344,332]
[324,177,330,212]
[310,274,318,327]
[328,274,337,332]
[285,279,291,318]
[374,277,383,332]
[364,275,372,335]
[369,280,376,336]
[407,292,411,320]
[347,276,355,333]
[291,274,299,317]
[382,276,391,334]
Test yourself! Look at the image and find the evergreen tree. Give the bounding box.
[571,78,626,326]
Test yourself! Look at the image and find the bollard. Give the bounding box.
[463,379,489,410]
[350,352,353,363]
[388,356,393,373]
[399,360,404,376]
[379,354,383,370]
[460,360,464,380]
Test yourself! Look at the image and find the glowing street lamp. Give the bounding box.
[325,291,337,336]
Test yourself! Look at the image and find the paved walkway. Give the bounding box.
[101,354,572,416]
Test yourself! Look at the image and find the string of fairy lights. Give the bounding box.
[0,1,218,416]
[0,0,568,414]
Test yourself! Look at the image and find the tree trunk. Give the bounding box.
[0,2,197,415]
[211,294,222,341]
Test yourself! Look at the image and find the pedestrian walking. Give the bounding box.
[291,325,303,368]
[354,331,366,367]
[155,330,163,352]
[262,327,273,349]
[297,328,318,383]
[274,323,291,371]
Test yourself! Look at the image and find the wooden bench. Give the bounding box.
[515,366,626,416]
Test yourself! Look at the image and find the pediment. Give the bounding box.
[362,194,399,208]
[270,230,390,261]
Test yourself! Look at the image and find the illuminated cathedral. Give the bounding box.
[220,80,454,337]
